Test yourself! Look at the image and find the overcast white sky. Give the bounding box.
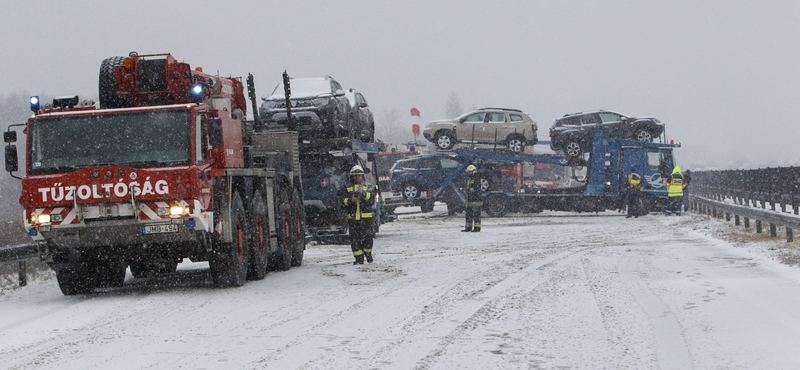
[2,0,798,169]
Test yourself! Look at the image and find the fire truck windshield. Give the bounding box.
[28,109,191,174]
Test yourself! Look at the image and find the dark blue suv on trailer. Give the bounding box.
[388,153,501,211]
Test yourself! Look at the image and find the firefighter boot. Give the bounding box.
[472,226,481,232]
[353,255,364,265]
[365,253,373,263]
[462,227,472,232]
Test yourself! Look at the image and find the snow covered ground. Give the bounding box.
[2,206,800,369]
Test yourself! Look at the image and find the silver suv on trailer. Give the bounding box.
[422,108,538,153]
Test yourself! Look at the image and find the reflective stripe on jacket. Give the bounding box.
[342,184,374,220]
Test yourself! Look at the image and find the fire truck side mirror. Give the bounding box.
[3,131,16,143]
[5,145,18,173]
[209,118,223,146]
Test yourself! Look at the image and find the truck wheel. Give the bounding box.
[506,135,526,153]
[99,56,130,109]
[290,192,305,267]
[563,140,584,157]
[484,193,509,217]
[247,191,270,280]
[435,131,456,150]
[95,258,126,288]
[270,189,293,271]
[56,268,96,295]
[402,183,420,200]
[210,192,250,287]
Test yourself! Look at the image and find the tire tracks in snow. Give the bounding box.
[619,253,693,370]
[386,246,587,370]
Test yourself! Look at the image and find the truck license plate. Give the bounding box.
[142,224,179,234]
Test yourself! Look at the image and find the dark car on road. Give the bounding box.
[389,153,501,211]
[260,76,352,143]
[549,110,665,157]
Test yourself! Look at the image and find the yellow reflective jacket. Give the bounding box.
[628,172,641,187]
[340,183,375,220]
[667,166,685,197]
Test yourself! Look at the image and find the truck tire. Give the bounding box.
[56,267,96,295]
[484,193,509,217]
[270,189,293,271]
[247,191,270,280]
[290,192,305,267]
[210,192,250,287]
[95,258,127,288]
[505,134,526,153]
[99,56,130,109]
[435,131,456,150]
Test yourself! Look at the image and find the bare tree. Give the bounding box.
[445,91,464,119]
[375,108,412,147]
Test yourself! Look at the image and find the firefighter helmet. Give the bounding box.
[466,165,477,174]
[350,165,365,176]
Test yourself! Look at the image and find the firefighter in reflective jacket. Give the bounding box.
[666,166,685,216]
[339,165,375,264]
[626,167,641,218]
[463,165,483,232]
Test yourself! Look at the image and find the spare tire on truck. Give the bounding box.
[99,56,131,109]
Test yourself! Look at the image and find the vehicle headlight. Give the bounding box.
[51,213,63,222]
[312,97,329,107]
[265,100,279,109]
[170,206,188,216]
[37,214,51,224]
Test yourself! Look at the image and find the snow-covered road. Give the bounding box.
[2,208,800,369]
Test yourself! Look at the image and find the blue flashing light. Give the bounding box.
[30,96,40,113]
[28,228,38,236]
[186,219,196,228]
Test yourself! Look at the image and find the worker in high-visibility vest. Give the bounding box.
[339,165,375,264]
[462,164,483,232]
[626,167,641,218]
[666,166,685,216]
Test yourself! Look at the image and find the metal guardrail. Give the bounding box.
[689,195,797,242]
[0,243,40,287]
[693,167,800,215]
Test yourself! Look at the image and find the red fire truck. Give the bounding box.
[3,53,306,295]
